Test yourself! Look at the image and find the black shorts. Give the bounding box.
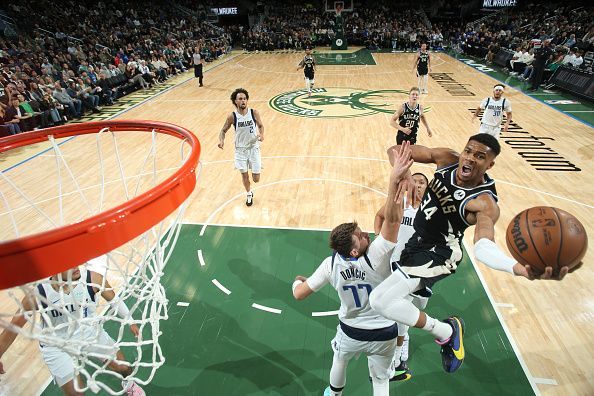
[396,131,417,145]
[399,234,463,289]
[194,64,203,77]
[304,70,314,80]
[416,67,428,76]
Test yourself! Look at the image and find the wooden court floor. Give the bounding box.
[1,49,593,395]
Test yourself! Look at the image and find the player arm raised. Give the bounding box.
[380,142,413,243]
[92,272,140,337]
[467,195,568,280]
[0,293,36,374]
[294,144,412,300]
[217,112,234,149]
[419,104,433,137]
[253,109,264,142]
[387,143,458,169]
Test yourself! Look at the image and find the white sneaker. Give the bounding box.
[246,192,253,206]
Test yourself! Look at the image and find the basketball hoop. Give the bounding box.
[335,1,344,16]
[0,120,201,394]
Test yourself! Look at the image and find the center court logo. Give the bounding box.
[269,87,430,118]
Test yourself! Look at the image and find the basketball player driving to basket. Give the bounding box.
[371,134,569,375]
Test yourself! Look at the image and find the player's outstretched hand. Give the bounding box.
[129,324,140,338]
[217,141,224,149]
[0,360,5,374]
[427,129,433,137]
[390,141,413,183]
[513,264,569,281]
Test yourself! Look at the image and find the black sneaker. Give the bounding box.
[436,316,465,373]
[246,192,253,206]
[390,361,412,382]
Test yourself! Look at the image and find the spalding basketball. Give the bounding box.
[505,206,587,276]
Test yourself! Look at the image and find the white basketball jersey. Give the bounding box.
[233,108,259,149]
[480,97,511,127]
[391,205,418,264]
[308,235,395,330]
[36,269,97,338]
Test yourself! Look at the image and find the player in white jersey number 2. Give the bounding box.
[292,142,415,396]
[374,172,429,382]
[219,88,265,207]
[0,264,144,396]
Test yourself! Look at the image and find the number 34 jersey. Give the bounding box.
[414,163,498,246]
[306,235,396,330]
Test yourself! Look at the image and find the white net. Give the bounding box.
[0,124,199,394]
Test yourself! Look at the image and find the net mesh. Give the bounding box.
[0,125,198,394]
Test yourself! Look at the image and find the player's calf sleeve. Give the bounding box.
[371,379,390,396]
[305,79,310,91]
[329,356,347,394]
[310,79,315,88]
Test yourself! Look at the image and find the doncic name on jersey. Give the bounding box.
[269,87,431,119]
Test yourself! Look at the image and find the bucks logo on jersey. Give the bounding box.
[269,87,431,119]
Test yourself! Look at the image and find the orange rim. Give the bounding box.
[0,120,201,289]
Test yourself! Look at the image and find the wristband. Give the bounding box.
[113,300,131,319]
[292,280,304,294]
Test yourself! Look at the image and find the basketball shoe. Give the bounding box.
[246,191,253,206]
[436,316,465,373]
[390,361,412,382]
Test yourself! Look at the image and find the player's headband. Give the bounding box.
[494,85,505,91]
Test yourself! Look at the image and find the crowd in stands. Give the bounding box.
[1,0,232,135]
[457,3,593,84]
[2,0,592,135]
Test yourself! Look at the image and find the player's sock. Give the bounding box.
[423,315,453,341]
[401,333,410,362]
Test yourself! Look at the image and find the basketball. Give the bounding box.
[505,206,588,276]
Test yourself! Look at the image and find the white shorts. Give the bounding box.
[479,123,501,139]
[40,329,117,387]
[234,146,261,174]
[331,325,396,380]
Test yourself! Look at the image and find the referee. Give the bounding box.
[529,39,553,92]
[193,46,204,87]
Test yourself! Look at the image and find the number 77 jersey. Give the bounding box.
[414,163,498,246]
[308,235,397,330]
